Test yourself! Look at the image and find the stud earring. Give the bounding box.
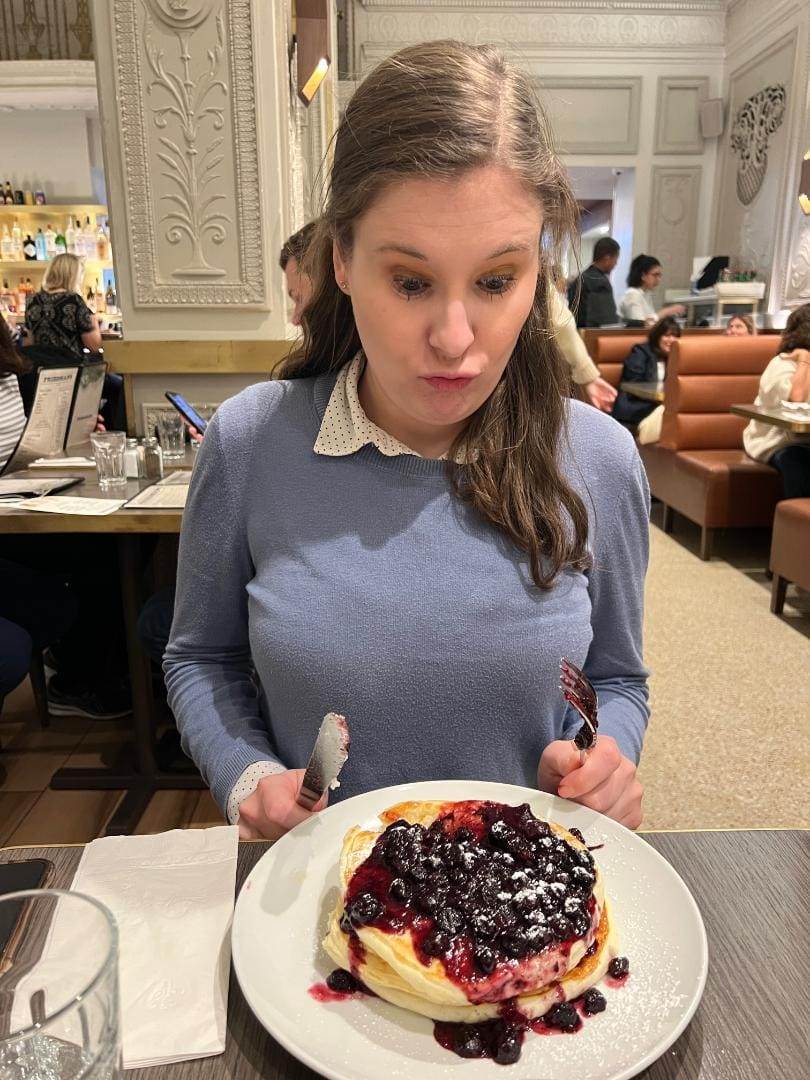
[339,280,349,292]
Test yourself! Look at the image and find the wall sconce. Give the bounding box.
[800,150,810,215]
[296,0,330,106]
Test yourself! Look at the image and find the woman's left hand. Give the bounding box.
[537,734,643,829]
[94,414,106,432]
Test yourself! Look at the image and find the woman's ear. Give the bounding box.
[332,240,348,290]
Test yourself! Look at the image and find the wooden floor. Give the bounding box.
[0,680,225,846]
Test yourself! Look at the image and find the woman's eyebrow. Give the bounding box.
[375,240,535,261]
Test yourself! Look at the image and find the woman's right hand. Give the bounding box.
[236,768,328,840]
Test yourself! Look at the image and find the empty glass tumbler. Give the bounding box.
[89,432,127,491]
[0,890,121,1079]
[156,411,184,462]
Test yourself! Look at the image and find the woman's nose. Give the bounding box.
[428,299,474,360]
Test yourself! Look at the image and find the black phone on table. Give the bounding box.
[0,859,53,961]
[164,391,208,435]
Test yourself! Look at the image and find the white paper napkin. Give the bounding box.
[71,826,238,1069]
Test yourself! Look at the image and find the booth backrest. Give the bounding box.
[580,332,646,387]
[659,336,778,452]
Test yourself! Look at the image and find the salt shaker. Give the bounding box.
[124,437,139,478]
[139,436,163,480]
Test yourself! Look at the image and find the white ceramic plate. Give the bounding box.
[232,781,707,1080]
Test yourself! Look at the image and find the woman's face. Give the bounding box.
[725,318,749,336]
[658,331,678,356]
[641,265,663,290]
[333,164,541,455]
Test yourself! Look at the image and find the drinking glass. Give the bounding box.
[156,411,185,462]
[89,432,127,491]
[0,890,121,1079]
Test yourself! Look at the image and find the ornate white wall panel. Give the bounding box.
[537,78,641,154]
[655,76,708,154]
[649,166,702,296]
[713,31,798,289]
[110,0,265,308]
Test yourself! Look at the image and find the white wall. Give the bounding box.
[717,0,810,314]
[0,110,98,202]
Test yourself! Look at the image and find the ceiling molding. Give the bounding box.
[0,60,97,110]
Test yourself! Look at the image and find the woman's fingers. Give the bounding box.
[557,736,622,800]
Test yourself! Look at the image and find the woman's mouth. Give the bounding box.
[422,376,476,392]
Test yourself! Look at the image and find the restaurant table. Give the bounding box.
[1,829,805,1078]
[0,469,202,835]
[620,381,665,404]
[730,403,810,433]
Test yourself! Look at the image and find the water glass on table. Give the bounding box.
[0,890,121,1079]
[89,432,127,491]
[156,411,185,462]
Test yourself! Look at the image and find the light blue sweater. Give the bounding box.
[164,373,650,813]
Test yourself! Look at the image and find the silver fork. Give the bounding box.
[559,657,599,764]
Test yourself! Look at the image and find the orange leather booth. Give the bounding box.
[581,332,645,388]
[638,336,782,559]
[770,499,810,613]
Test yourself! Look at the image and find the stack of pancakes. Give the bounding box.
[323,799,616,1023]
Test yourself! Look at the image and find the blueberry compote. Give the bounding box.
[339,801,600,1064]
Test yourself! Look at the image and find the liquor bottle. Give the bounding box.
[65,218,77,255]
[10,219,22,261]
[16,277,25,313]
[86,282,94,304]
[23,191,33,206]
[96,223,110,261]
[13,190,24,205]
[23,235,36,260]
[94,277,106,313]
[105,280,116,311]
[43,223,57,259]
[0,225,13,261]
[54,225,67,255]
[3,181,13,204]
[35,229,47,261]
[82,216,94,259]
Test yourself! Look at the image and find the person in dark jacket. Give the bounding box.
[567,236,620,327]
[612,316,680,438]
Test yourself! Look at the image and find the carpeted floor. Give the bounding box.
[637,510,810,831]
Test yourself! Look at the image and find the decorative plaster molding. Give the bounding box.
[730,85,786,205]
[536,77,641,155]
[654,76,708,154]
[0,58,97,109]
[785,218,810,305]
[358,1,727,10]
[113,0,266,307]
[649,166,702,293]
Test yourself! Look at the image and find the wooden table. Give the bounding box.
[2,830,806,1078]
[620,381,665,403]
[730,403,810,433]
[0,471,202,834]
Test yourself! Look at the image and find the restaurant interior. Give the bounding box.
[0,1,807,1077]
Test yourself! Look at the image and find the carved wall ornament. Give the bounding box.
[113,0,266,307]
[143,2,231,277]
[730,85,786,206]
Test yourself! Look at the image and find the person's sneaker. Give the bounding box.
[47,684,131,720]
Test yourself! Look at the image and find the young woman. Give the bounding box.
[725,314,756,336]
[743,304,810,498]
[165,41,650,839]
[618,255,685,327]
[22,253,101,360]
[612,316,681,445]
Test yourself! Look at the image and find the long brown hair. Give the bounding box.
[281,40,589,589]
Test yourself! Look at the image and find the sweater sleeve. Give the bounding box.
[756,355,797,407]
[562,448,651,763]
[549,288,600,384]
[163,408,284,813]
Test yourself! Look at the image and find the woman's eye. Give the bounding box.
[478,274,516,297]
[393,276,429,299]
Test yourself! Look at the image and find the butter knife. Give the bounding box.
[296,712,350,810]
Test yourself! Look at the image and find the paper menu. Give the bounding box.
[65,362,106,449]
[1,495,126,515]
[10,367,77,468]
[126,473,190,509]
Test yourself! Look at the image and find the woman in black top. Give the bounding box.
[22,253,101,360]
[612,316,680,427]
